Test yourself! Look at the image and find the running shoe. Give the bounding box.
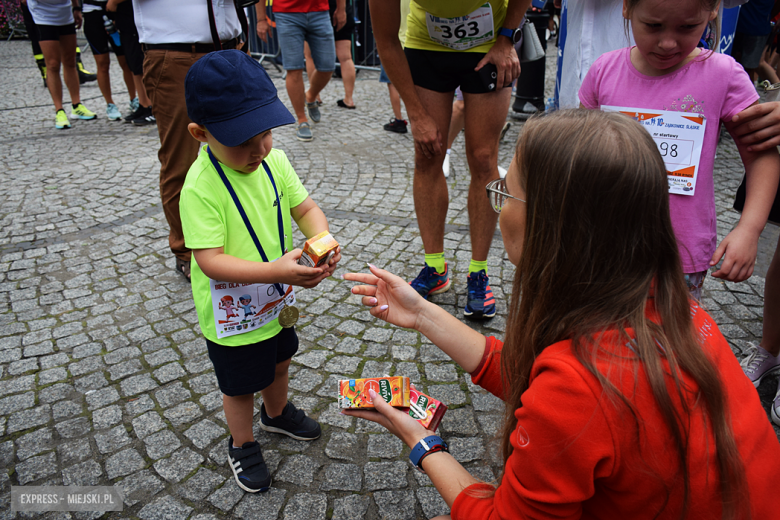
[131,106,156,126]
[227,437,271,493]
[77,60,97,84]
[306,101,321,123]
[55,109,71,129]
[129,97,139,113]
[772,383,780,427]
[409,263,451,299]
[740,343,780,387]
[464,269,496,319]
[443,153,450,178]
[71,103,96,120]
[106,103,122,121]
[260,402,321,441]
[296,122,313,142]
[383,118,408,134]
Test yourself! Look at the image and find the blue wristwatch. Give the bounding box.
[409,435,449,473]
[498,26,522,44]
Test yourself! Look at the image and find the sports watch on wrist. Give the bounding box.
[409,435,449,474]
[498,26,522,44]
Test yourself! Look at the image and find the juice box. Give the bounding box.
[405,384,448,432]
[338,376,411,408]
[297,231,339,268]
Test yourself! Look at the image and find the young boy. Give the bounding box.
[181,50,341,493]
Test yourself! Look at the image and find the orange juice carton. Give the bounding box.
[404,384,448,432]
[297,231,339,268]
[338,376,411,409]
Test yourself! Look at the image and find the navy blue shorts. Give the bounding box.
[206,327,298,397]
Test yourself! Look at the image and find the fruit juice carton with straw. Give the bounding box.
[404,384,448,432]
[297,230,339,268]
[338,376,411,409]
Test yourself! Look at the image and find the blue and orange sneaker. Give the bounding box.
[464,270,496,319]
[410,263,451,299]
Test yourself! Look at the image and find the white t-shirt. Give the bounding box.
[131,0,242,44]
[27,0,73,26]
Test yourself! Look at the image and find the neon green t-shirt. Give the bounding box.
[180,146,309,346]
[404,0,508,53]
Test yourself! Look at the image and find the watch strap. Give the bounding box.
[498,27,514,38]
[409,435,448,473]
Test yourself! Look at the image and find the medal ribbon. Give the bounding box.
[207,147,286,298]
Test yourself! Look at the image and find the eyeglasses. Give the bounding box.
[485,178,525,213]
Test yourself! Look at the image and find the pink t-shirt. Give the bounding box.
[579,47,757,272]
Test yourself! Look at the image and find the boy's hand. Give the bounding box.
[277,249,329,288]
[710,226,759,282]
[731,102,780,152]
[323,246,342,277]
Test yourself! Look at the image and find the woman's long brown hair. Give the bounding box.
[499,110,748,519]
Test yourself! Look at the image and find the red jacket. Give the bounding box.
[453,301,780,519]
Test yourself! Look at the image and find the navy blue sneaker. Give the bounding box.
[464,270,496,320]
[227,437,271,493]
[409,263,451,299]
[260,402,321,441]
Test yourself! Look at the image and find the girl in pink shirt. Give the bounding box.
[579,0,779,298]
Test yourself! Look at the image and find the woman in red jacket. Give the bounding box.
[344,109,780,519]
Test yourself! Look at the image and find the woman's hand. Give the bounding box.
[343,389,432,448]
[342,264,428,330]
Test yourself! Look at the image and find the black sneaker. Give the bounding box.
[124,105,143,122]
[227,437,271,493]
[260,402,321,441]
[131,106,156,126]
[383,118,408,134]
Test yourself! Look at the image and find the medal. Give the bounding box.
[278,304,299,328]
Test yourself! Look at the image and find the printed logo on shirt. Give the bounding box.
[272,189,285,207]
[515,425,530,447]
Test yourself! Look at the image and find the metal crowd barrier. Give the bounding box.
[245,0,381,73]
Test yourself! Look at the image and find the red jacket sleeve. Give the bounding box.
[454,355,616,520]
[470,336,505,400]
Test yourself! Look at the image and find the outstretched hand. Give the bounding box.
[342,264,428,330]
[342,388,432,449]
[275,249,329,288]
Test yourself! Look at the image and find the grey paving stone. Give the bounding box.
[427,384,466,406]
[8,358,38,375]
[288,368,324,392]
[207,483,244,511]
[440,407,479,436]
[178,468,226,502]
[283,493,327,520]
[155,382,192,408]
[144,430,182,460]
[62,459,103,486]
[391,345,417,361]
[120,374,159,396]
[189,373,219,395]
[0,391,35,415]
[419,345,451,363]
[93,404,123,430]
[360,361,392,378]
[293,350,329,369]
[94,425,132,454]
[183,419,225,449]
[332,494,371,520]
[449,437,486,463]
[335,337,363,354]
[323,355,361,374]
[234,488,286,520]
[372,490,417,520]
[153,447,204,482]
[424,363,459,382]
[7,405,51,434]
[164,401,203,427]
[416,487,450,518]
[363,343,389,358]
[16,452,58,484]
[138,495,193,520]
[153,362,187,384]
[320,463,362,491]
[363,461,408,491]
[275,454,321,486]
[108,359,144,381]
[57,440,93,466]
[115,469,166,507]
[125,394,156,417]
[106,448,147,479]
[73,372,109,393]
[325,431,361,461]
[0,374,35,396]
[132,411,167,439]
[367,434,404,459]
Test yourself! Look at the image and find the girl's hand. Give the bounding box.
[710,227,759,282]
[324,246,341,277]
[342,389,432,449]
[342,264,428,330]
[277,249,328,288]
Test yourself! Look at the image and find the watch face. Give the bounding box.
[513,29,522,44]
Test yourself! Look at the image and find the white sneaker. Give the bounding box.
[498,165,507,179]
[443,153,450,178]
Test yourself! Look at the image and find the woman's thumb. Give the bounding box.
[368,389,390,412]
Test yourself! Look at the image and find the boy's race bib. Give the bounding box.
[425,3,494,51]
[602,106,707,196]
[210,279,295,339]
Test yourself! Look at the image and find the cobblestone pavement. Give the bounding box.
[1,37,779,520]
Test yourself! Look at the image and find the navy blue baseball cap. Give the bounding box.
[185,49,295,147]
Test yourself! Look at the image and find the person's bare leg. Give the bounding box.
[335,40,355,106]
[223,394,255,446]
[387,83,403,120]
[763,237,780,357]
[303,42,321,103]
[134,74,151,107]
[40,40,64,110]
[59,34,80,105]
[759,47,780,84]
[286,69,308,123]
[116,55,136,101]
[447,99,465,150]
[462,88,512,261]
[305,69,332,106]
[260,358,291,418]
[413,87,455,255]
[94,53,114,105]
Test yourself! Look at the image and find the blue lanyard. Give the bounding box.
[207,147,286,298]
